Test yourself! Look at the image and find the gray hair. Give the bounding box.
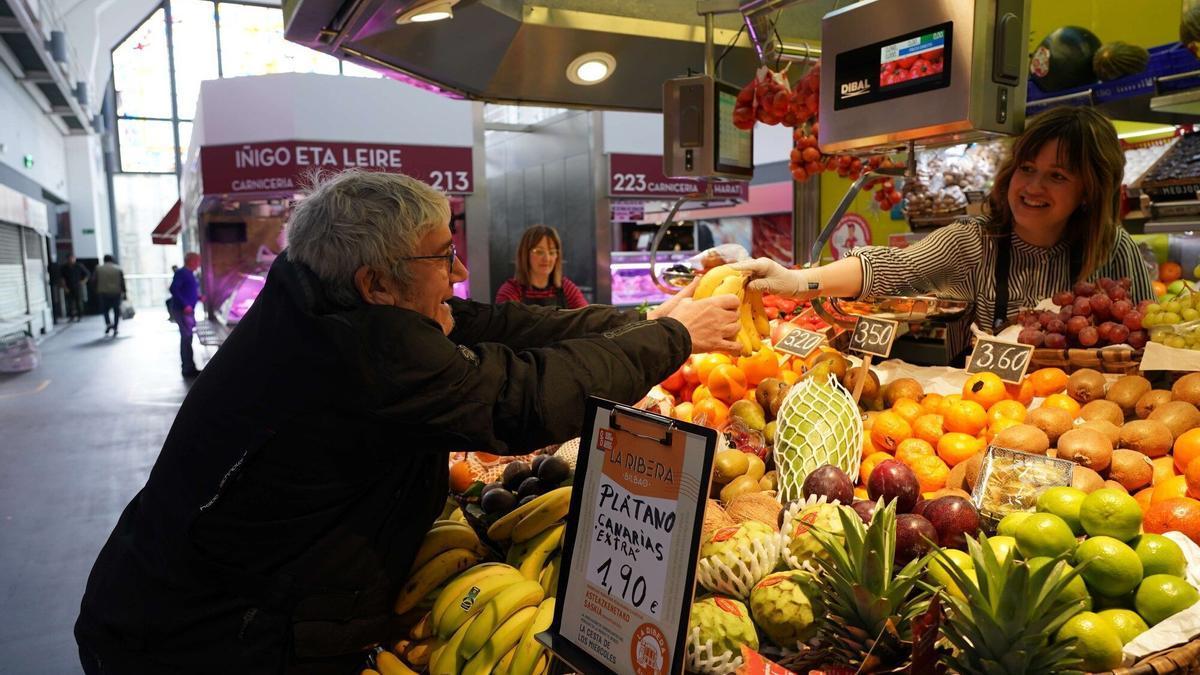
[287,169,450,307]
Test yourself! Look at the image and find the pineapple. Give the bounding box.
[809,501,931,674]
[932,534,1088,674]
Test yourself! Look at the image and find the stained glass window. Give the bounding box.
[218,3,339,78]
[113,8,172,118]
[177,121,194,165]
[118,119,177,173]
[170,0,219,118]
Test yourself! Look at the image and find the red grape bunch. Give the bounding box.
[1016,277,1150,350]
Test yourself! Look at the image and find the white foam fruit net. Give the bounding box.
[773,372,863,503]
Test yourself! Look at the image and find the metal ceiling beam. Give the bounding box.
[0,17,23,33]
[20,69,54,83]
[2,0,92,135]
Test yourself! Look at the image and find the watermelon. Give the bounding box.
[1093,42,1150,81]
[1030,26,1102,92]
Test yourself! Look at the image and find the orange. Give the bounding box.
[694,353,733,386]
[909,454,950,492]
[988,399,1028,425]
[1187,457,1200,499]
[743,387,759,403]
[963,372,1008,410]
[1160,261,1183,284]
[912,413,946,446]
[474,452,501,464]
[681,358,702,386]
[989,416,1022,437]
[862,435,884,459]
[449,460,477,493]
[692,398,730,429]
[1029,368,1069,397]
[779,369,800,386]
[1144,497,1200,544]
[1175,428,1200,473]
[1041,393,1081,418]
[1153,456,1179,486]
[870,411,912,452]
[737,347,781,387]
[938,394,963,418]
[944,400,988,436]
[707,364,748,404]
[938,432,984,467]
[920,393,945,415]
[692,384,713,404]
[891,398,924,425]
[1153,280,1168,297]
[895,438,936,466]
[1135,487,1155,511]
[1005,378,1035,406]
[861,451,894,485]
[1152,475,1190,504]
[854,486,869,501]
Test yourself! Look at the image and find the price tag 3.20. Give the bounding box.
[967,337,1034,385]
[775,327,826,359]
[849,316,899,359]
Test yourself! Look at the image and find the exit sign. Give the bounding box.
[22,155,34,169]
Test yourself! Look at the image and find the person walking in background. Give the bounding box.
[61,255,90,322]
[495,225,588,308]
[94,255,127,336]
[169,253,201,378]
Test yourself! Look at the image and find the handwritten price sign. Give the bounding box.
[849,316,899,358]
[967,337,1034,384]
[775,327,826,358]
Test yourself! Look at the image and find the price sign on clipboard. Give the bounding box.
[966,337,1035,385]
[539,398,717,675]
[774,327,826,359]
[849,316,900,359]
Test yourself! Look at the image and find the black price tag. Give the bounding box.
[966,337,1034,385]
[849,316,899,358]
[775,327,826,358]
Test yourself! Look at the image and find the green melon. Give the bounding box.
[1030,26,1102,92]
[1094,42,1150,81]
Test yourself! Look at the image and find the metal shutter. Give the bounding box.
[0,224,26,321]
[23,229,46,311]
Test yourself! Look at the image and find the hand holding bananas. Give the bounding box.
[647,277,742,354]
[730,256,866,301]
[687,265,774,356]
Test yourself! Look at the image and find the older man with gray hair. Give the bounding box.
[76,170,740,674]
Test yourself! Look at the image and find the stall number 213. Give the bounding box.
[430,171,469,192]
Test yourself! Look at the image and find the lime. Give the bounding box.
[1131,534,1187,578]
[1079,488,1143,542]
[1055,611,1125,671]
[997,511,1034,537]
[988,536,1018,564]
[928,549,974,601]
[1015,512,1078,559]
[1135,574,1200,625]
[1097,608,1149,645]
[1074,536,1144,598]
[1037,486,1088,535]
[1027,557,1092,611]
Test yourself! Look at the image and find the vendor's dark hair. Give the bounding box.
[986,106,1125,282]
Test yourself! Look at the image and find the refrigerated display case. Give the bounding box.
[609,251,695,307]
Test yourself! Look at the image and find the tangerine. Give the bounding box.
[707,363,748,404]
[870,411,912,452]
[938,394,963,417]
[1152,475,1190,504]
[989,416,1023,437]
[1029,368,1069,397]
[1144,497,1200,544]
[910,454,950,492]
[1041,393,1082,418]
[912,413,946,446]
[861,451,895,485]
[896,438,936,466]
[1160,261,1184,284]
[891,398,924,425]
[938,432,984,467]
[963,372,1008,410]
[449,460,477,493]
[944,400,988,436]
[779,369,801,386]
[1153,280,1168,297]
[1175,428,1200,473]
[920,393,945,415]
[862,435,888,459]
[692,384,713,404]
[1187,457,1200,499]
[692,398,730,429]
[737,347,781,387]
[1006,378,1036,406]
[988,400,1029,425]
[1135,487,1155,511]
[694,353,733,386]
[1153,456,1179,486]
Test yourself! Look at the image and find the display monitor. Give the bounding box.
[715,81,753,177]
[833,21,953,111]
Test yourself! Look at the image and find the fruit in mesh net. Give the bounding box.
[688,596,759,659]
[773,373,863,502]
[786,502,850,568]
[700,521,776,563]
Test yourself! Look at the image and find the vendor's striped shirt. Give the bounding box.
[849,218,1155,334]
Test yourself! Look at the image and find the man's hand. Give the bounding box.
[657,294,741,354]
[730,258,820,299]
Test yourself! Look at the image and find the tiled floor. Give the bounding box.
[0,312,210,674]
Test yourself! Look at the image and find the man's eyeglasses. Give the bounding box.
[531,248,559,259]
[401,243,456,275]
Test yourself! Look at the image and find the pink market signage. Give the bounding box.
[609,153,749,200]
[200,141,473,195]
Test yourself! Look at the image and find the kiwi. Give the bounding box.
[1057,427,1114,472]
[1148,400,1200,440]
[992,423,1050,455]
[1078,419,1121,446]
[1103,480,1129,493]
[1072,465,1106,493]
[946,460,970,492]
[1106,375,1151,418]
[883,377,924,408]
[1067,368,1108,404]
[1078,400,1125,427]
[1118,419,1174,458]
[1108,449,1153,492]
[1028,407,1075,446]
[929,487,973,501]
[1172,372,1200,405]
[1136,390,1173,419]
[962,452,985,492]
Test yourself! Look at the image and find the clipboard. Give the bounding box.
[537,397,718,675]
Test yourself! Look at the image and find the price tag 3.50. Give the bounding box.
[775,327,826,359]
[967,337,1034,385]
[849,316,899,359]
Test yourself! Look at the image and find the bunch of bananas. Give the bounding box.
[393,520,490,615]
[692,264,771,355]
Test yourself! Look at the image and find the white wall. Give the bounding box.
[64,135,111,258]
[601,110,794,166]
[0,65,68,198]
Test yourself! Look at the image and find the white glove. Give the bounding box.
[729,258,821,299]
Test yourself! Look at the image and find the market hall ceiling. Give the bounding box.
[284,0,833,111]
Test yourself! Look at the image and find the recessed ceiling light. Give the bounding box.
[566,52,616,85]
[396,0,457,24]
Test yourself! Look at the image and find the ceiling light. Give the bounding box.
[396,0,457,24]
[566,52,616,86]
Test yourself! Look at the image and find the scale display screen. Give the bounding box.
[834,21,953,111]
[715,83,753,175]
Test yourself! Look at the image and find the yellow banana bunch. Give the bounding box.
[375,650,419,675]
[518,523,565,580]
[461,605,540,675]
[459,579,546,659]
[411,521,488,573]
[433,564,524,640]
[487,486,572,543]
[692,264,771,356]
[509,598,556,675]
[394,547,484,614]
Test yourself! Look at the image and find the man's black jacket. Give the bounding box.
[75,253,690,674]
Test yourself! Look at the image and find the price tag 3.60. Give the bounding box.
[849,316,899,358]
[967,337,1034,385]
[775,327,826,359]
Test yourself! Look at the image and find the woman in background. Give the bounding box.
[495,225,588,309]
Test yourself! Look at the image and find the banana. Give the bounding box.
[693,264,741,299]
[747,288,771,337]
[488,487,571,542]
[533,653,550,675]
[394,547,483,614]
[361,670,382,675]
[511,488,573,543]
[439,497,459,520]
[405,639,435,668]
[435,566,525,640]
[431,563,521,632]
[411,522,485,571]
[376,651,419,675]
[538,555,560,597]
[391,639,411,656]
[495,646,518,675]
[430,615,474,675]
[518,522,565,580]
[458,579,545,659]
[409,611,434,640]
[450,507,468,524]
[506,537,535,567]
[461,605,539,675]
[509,598,556,675]
[737,302,762,356]
[712,273,747,301]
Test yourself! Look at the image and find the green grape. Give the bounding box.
[1183,309,1199,321]
[1167,301,1184,314]
[1168,336,1188,349]
[1163,312,1183,325]
[1147,304,1163,313]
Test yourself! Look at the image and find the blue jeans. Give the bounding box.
[170,304,197,374]
[99,294,122,330]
